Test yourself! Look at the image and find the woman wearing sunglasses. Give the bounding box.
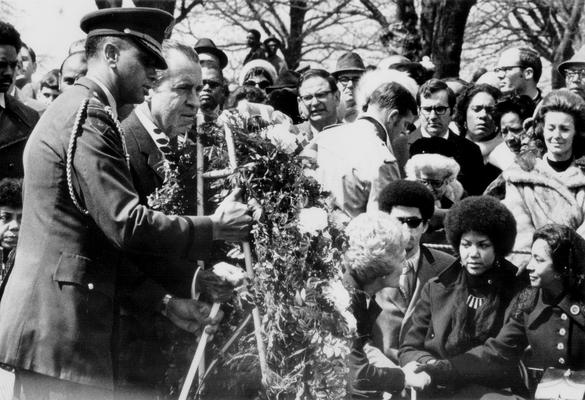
[399,196,528,399]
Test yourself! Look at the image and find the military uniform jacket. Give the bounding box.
[0,78,213,389]
[0,93,39,178]
[451,289,585,383]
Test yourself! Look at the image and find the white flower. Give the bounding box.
[264,124,299,154]
[298,207,328,234]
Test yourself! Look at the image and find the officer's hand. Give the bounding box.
[165,298,223,335]
[197,262,246,303]
[210,188,254,242]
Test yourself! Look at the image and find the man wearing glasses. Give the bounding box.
[558,45,585,100]
[332,52,366,123]
[408,79,484,195]
[494,47,543,106]
[0,21,39,180]
[295,69,341,146]
[374,180,454,364]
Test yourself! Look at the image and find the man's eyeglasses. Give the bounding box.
[501,125,524,135]
[202,79,222,89]
[494,65,523,76]
[420,106,449,115]
[397,216,425,229]
[417,177,446,189]
[565,69,585,81]
[337,76,360,86]
[470,105,496,114]
[0,61,18,71]
[299,90,332,103]
[244,80,270,90]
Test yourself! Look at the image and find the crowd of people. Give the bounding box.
[0,4,584,400]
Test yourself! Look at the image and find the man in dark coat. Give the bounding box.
[393,79,485,194]
[0,21,39,179]
[0,8,253,399]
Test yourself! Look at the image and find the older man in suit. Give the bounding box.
[0,8,253,399]
[372,180,455,364]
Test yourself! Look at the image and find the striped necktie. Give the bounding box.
[400,258,416,301]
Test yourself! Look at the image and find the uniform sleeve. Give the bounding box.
[399,280,436,365]
[74,108,212,260]
[367,161,400,213]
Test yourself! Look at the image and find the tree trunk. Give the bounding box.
[396,0,421,61]
[286,0,308,70]
[421,0,476,78]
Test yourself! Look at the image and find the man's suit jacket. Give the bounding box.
[396,127,485,195]
[372,245,455,363]
[0,78,213,389]
[0,93,39,178]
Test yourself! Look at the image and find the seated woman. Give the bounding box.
[500,89,585,271]
[406,138,464,248]
[344,211,428,399]
[445,224,585,399]
[399,196,528,398]
[495,95,535,155]
[238,59,278,96]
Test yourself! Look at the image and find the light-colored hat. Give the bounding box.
[239,59,278,86]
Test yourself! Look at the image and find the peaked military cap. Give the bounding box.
[80,7,173,69]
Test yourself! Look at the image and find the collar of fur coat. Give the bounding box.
[504,157,585,198]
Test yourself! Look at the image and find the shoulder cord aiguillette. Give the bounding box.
[66,100,130,216]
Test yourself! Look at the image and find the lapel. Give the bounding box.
[556,294,585,329]
[125,111,166,182]
[403,246,438,324]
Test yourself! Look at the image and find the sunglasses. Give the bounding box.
[244,80,270,90]
[397,216,425,229]
[202,79,222,89]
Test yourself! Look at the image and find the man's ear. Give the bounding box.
[422,220,429,234]
[386,108,400,127]
[523,67,534,81]
[103,42,120,68]
[333,90,341,106]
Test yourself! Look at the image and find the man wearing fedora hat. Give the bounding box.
[0,8,254,399]
[332,51,366,123]
[264,36,288,74]
[194,37,228,70]
[559,45,585,100]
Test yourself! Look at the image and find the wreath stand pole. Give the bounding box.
[196,132,206,389]
[223,123,270,386]
[178,302,221,400]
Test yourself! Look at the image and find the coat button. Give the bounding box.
[559,357,566,365]
[561,313,568,321]
[88,283,94,290]
[571,305,580,315]
[557,343,565,350]
[559,328,567,336]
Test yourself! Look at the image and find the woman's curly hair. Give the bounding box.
[445,196,516,258]
[344,211,406,286]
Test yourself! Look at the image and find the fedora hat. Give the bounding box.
[80,7,173,69]
[194,38,228,69]
[558,45,585,75]
[332,51,365,78]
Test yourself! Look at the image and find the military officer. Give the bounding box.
[0,8,254,399]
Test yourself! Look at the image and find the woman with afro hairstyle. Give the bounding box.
[445,224,585,399]
[399,196,529,398]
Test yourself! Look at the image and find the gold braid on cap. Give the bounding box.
[66,99,130,216]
